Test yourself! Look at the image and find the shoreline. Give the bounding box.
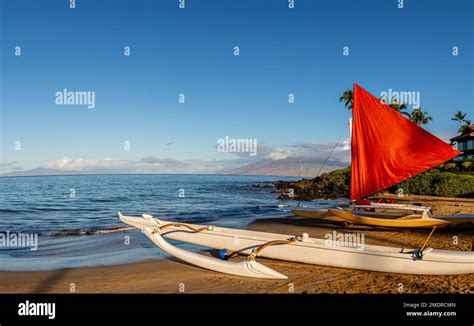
[0,216,472,294]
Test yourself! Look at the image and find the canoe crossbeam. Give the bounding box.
[248,237,298,261]
[353,203,431,213]
[151,222,216,233]
[154,221,302,262]
[152,220,306,264]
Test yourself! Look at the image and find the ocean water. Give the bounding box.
[0,174,347,271]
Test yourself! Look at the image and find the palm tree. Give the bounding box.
[387,99,411,118]
[409,108,433,126]
[452,111,467,123]
[459,119,471,133]
[452,111,470,133]
[339,89,353,110]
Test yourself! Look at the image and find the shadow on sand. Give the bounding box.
[33,268,70,293]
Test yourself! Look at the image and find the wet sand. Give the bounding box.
[0,215,472,294]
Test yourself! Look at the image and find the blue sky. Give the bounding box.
[1,0,472,173]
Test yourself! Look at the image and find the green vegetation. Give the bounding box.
[275,160,474,200]
[339,90,353,110]
[339,88,433,126]
[389,161,474,198]
[409,107,433,126]
[387,99,410,117]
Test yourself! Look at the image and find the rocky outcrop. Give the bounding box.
[275,167,351,200]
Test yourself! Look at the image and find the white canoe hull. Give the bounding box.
[119,213,474,275]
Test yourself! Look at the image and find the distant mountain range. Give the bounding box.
[0,168,88,177]
[222,157,347,177]
[0,157,347,177]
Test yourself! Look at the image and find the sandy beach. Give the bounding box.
[1,215,472,294]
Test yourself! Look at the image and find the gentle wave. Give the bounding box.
[0,208,24,214]
[49,226,134,237]
[0,174,310,270]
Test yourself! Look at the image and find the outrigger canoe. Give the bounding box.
[430,214,474,227]
[328,208,449,228]
[292,208,474,228]
[119,212,474,277]
[291,208,413,222]
[320,84,466,229]
[290,209,346,223]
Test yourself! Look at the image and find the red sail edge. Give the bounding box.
[350,84,461,200]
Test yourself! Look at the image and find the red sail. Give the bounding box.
[350,84,461,200]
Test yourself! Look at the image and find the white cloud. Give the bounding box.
[266,149,290,160]
[287,140,351,164]
[0,161,22,171]
[221,140,351,165]
[140,156,183,165]
[42,156,225,174]
[44,157,129,171]
[38,139,351,175]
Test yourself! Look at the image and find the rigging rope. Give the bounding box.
[294,137,341,209]
[314,137,341,178]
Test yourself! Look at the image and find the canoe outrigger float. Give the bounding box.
[119,212,474,278]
